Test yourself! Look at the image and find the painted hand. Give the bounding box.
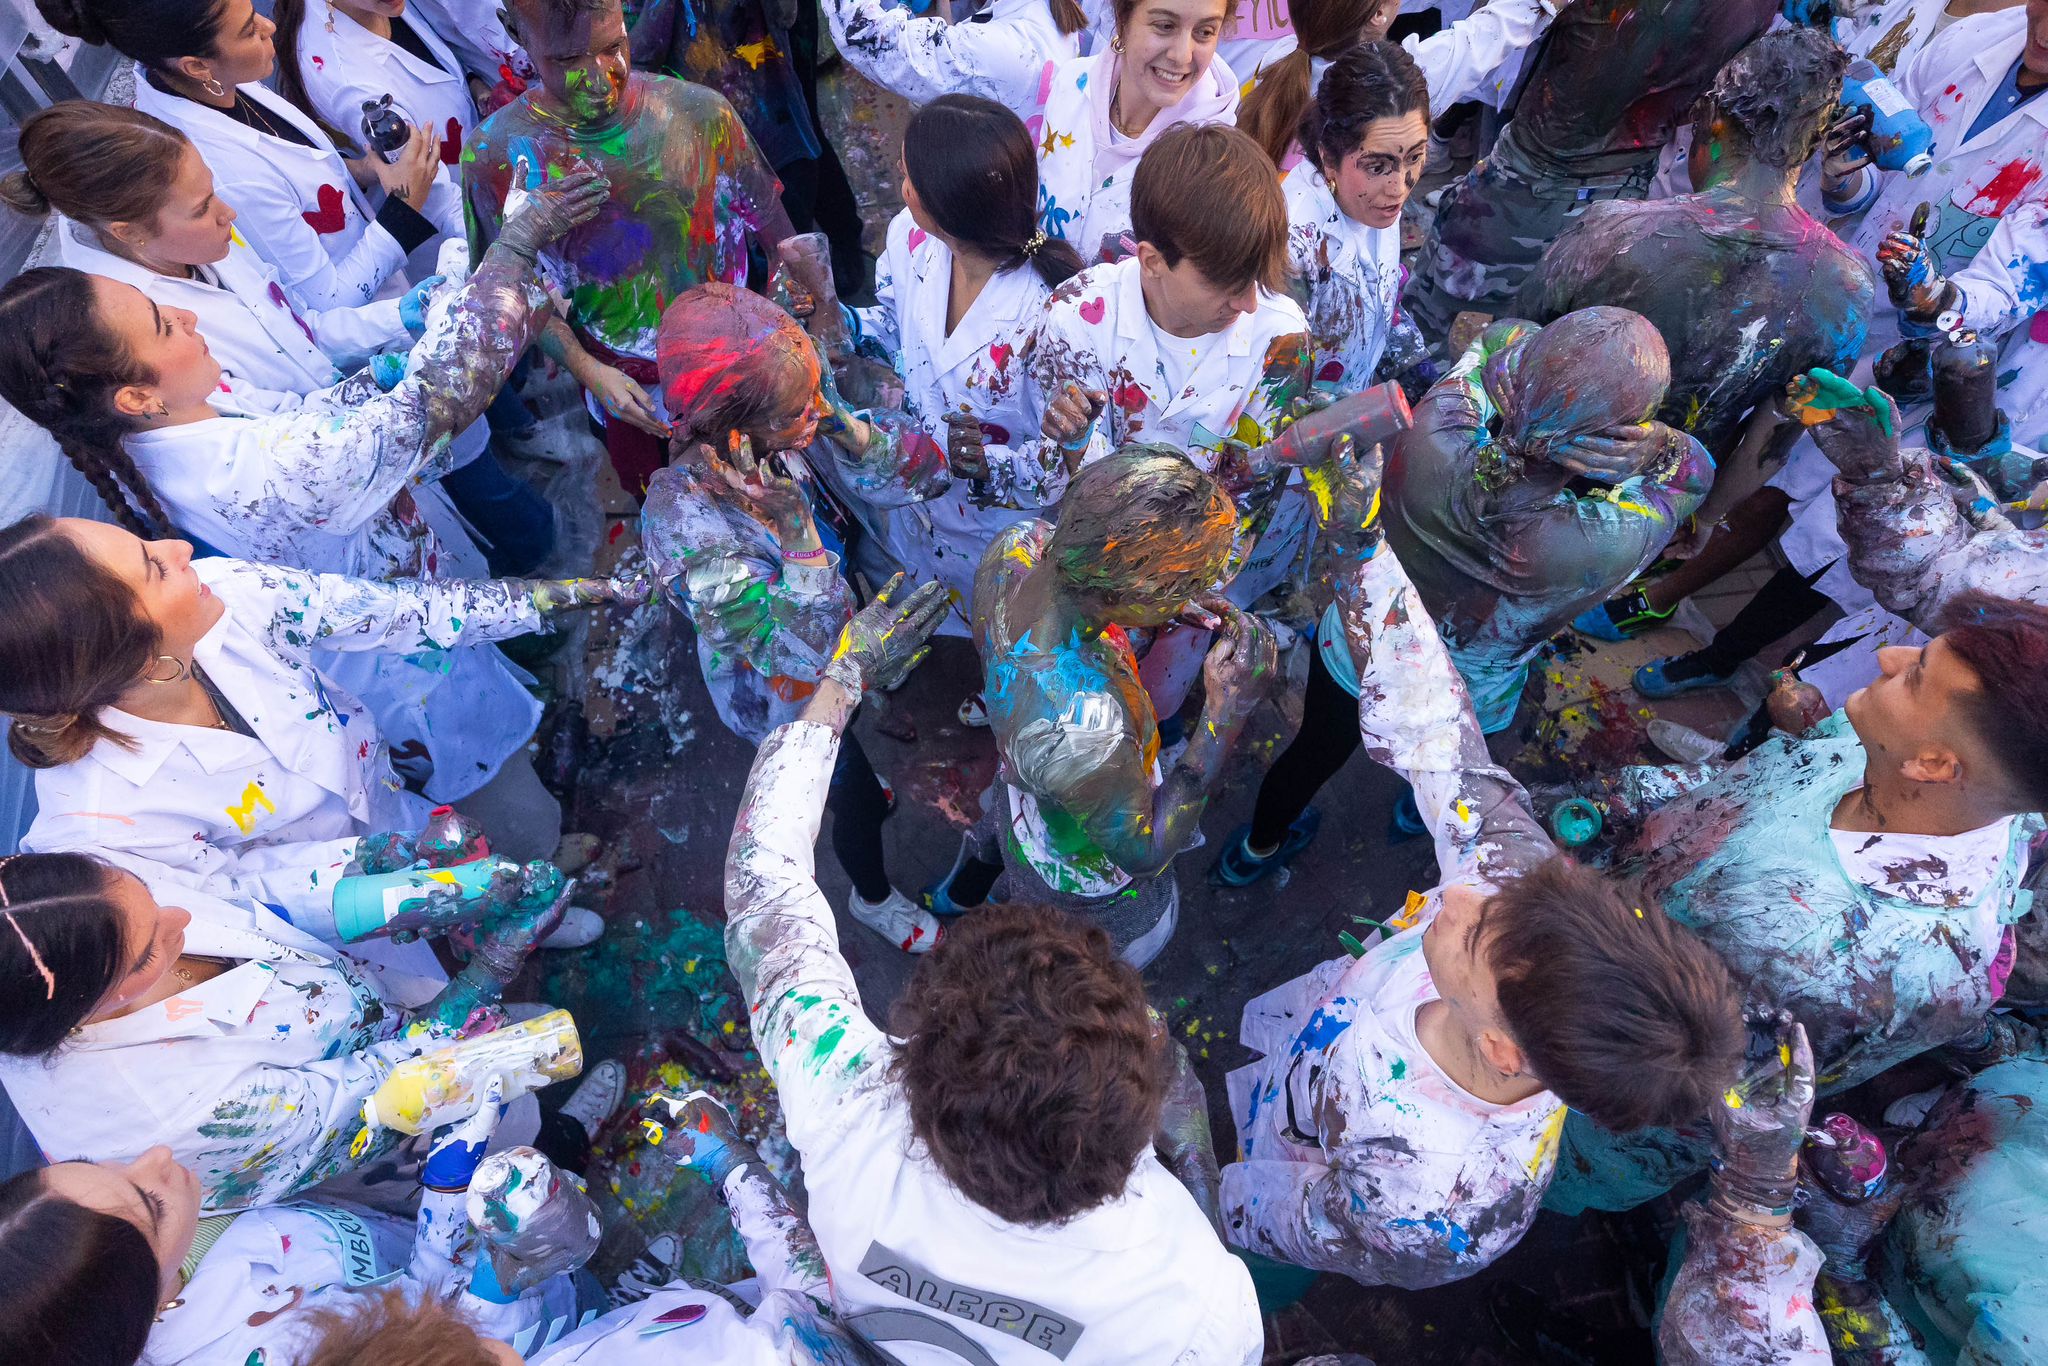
[497,161,611,258]
[1041,381,1106,454]
[1556,422,1669,484]
[639,1090,753,1188]
[374,123,441,208]
[1765,667,1829,735]
[944,411,991,481]
[774,234,839,326]
[516,563,655,613]
[706,432,815,545]
[1200,603,1280,728]
[1796,1114,1899,1281]
[1820,107,1873,185]
[1307,434,1385,554]
[469,870,575,980]
[400,275,446,338]
[1876,230,1957,321]
[1791,369,1902,484]
[1707,1014,1814,1224]
[825,573,951,695]
[421,1071,507,1191]
[582,360,671,437]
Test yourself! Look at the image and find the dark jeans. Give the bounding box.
[440,447,556,577]
[829,728,892,902]
[1249,646,1362,852]
[783,0,867,293]
[1682,564,1833,678]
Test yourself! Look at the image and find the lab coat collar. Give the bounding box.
[1111,254,1259,358]
[133,74,369,212]
[85,612,260,787]
[314,0,465,90]
[923,240,1037,374]
[1956,20,2040,152]
[75,915,332,1046]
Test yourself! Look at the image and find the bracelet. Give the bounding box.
[782,545,830,562]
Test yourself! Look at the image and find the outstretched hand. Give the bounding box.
[825,573,951,695]
[1707,1013,1815,1224]
[1787,369,1903,485]
[1304,435,1387,609]
[497,159,610,259]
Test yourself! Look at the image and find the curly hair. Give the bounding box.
[1708,27,1850,170]
[890,903,1171,1225]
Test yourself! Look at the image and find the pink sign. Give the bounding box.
[1228,0,1293,42]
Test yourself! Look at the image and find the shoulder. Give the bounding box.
[1043,263,1120,322]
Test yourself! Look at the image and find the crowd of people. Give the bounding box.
[0,0,2042,1359]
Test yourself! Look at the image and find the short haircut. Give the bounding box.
[890,903,1170,1225]
[1481,857,1744,1133]
[507,0,611,37]
[1935,590,2048,811]
[1046,443,1235,597]
[1709,27,1850,170]
[1131,123,1287,294]
[295,1287,499,1366]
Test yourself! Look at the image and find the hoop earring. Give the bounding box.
[202,77,226,98]
[143,654,191,685]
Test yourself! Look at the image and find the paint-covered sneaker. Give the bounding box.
[607,1233,682,1307]
[1572,587,1674,642]
[848,888,943,954]
[957,691,990,728]
[1633,656,1734,699]
[557,1058,627,1140]
[1209,808,1323,887]
[1389,789,1427,841]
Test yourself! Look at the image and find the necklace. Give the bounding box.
[234,91,294,143]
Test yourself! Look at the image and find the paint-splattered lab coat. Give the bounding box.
[21,559,543,950]
[406,0,531,87]
[823,0,1080,113]
[1283,159,1404,396]
[1545,714,2034,1216]
[851,209,1047,635]
[723,719,1264,1364]
[1835,447,2048,628]
[1221,550,1568,1289]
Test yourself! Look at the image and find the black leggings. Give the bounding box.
[1248,648,1362,852]
[1677,563,1833,679]
[828,729,892,902]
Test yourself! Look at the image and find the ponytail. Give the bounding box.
[1238,47,1313,168]
[1047,0,1088,37]
[271,0,365,155]
[904,95,1084,291]
[0,102,192,232]
[34,0,235,77]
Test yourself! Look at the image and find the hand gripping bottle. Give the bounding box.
[1841,59,1934,177]
[1257,381,1414,469]
[354,1010,584,1155]
[331,856,534,943]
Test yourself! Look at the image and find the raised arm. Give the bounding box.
[1406,0,1556,114]
[823,0,1061,107]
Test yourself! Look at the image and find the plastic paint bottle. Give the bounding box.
[1258,381,1415,469]
[1547,797,1605,849]
[1841,60,1934,177]
[467,1146,604,1294]
[358,1011,584,1143]
[331,857,526,944]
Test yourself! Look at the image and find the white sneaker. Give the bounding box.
[1647,718,1726,765]
[539,905,606,949]
[847,888,943,954]
[558,1058,627,1139]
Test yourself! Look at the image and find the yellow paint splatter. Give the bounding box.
[225,782,276,834]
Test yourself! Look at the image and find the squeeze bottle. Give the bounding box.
[1840,60,1934,177]
[332,856,528,944]
[356,1011,584,1149]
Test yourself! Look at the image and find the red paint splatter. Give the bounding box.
[989,341,1012,370]
[300,184,348,235]
[439,116,463,166]
[1113,381,1147,412]
[1963,161,2044,218]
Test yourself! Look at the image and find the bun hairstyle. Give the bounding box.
[1238,0,1384,167]
[1297,40,1429,183]
[0,1163,162,1366]
[0,269,176,540]
[34,0,232,75]
[0,853,132,1057]
[903,95,1085,291]
[0,516,162,771]
[0,102,192,230]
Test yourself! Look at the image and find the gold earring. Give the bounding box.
[1110,33,1124,54]
[143,654,191,685]
[202,77,226,97]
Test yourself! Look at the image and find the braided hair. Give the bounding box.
[0,268,175,538]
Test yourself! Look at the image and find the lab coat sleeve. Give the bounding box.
[216,159,411,312]
[1833,450,2048,627]
[1658,1204,1831,1365]
[724,720,892,1149]
[1404,0,1556,115]
[824,0,1053,107]
[238,560,549,655]
[300,294,412,372]
[1951,201,2048,340]
[817,409,954,509]
[849,228,904,359]
[1333,549,1555,887]
[721,1161,832,1301]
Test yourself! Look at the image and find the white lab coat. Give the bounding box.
[853,210,1047,635]
[1034,48,1241,265]
[406,0,533,85]
[19,558,542,932]
[291,0,474,244]
[132,74,412,311]
[1283,158,1403,392]
[823,0,1080,111]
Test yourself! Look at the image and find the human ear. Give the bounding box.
[1900,748,1964,786]
[1477,1028,1527,1081]
[1134,240,1167,277]
[112,384,161,420]
[103,219,153,255]
[167,55,217,90]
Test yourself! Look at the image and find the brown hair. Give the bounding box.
[1048,0,1088,36]
[0,516,159,769]
[0,268,175,539]
[1111,0,1239,38]
[1050,443,1234,598]
[0,853,131,1057]
[1934,590,2048,812]
[1293,39,1430,183]
[1130,123,1286,293]
[905,95,1085,290]
[890,903,1171,1225]
[1482,857,1743,1133]
[295,1286,500,1366]
[0,102,192,232]
[0,1163,161,1366]
[270,0,365,155]
[34,0,231,76]
[1237,0,1384,166]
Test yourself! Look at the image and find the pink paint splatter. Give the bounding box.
[1079,296,1107,326]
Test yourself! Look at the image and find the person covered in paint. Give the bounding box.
[1032,0,1242,265]
[1403,0,1784,341]
[1218,435,1744,1288]
[1543,591,2048,1218]
[1211,307,1711,884]
[822,0,1086,112]
[642,282,947,955]
[724,581,1264,1365]
[0,1119,591,1366]
[462,0,796,499]
[1518,28,1875,470]
[0,169,607,835]
[945,447,1279,966]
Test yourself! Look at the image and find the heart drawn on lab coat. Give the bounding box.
[301,184,348,235]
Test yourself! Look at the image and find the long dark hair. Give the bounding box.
[0,1164,160,1366]
[1238,0,1383,166]
[0,517,162,770]
[903,95,1083,290]
[34,0,231,77]
[0,102,192,232]
[0,269,175,540]
[0,853,130,1056]
[1046,0,1087,36]
[1298,40,1430,183]
[270,0,363,155]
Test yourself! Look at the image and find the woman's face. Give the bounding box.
[1326,110,1429,229]
[59,518,225,663]
[196,0,278,88]
[41,1149,203,1308]
[89,276,224,416]
[115,145,237,269]
[1117,0,1229,118]
[748,346,826,452]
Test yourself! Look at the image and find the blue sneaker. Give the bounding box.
[921,835,1002,916]
[1572,588,1674,642]
[1209,808,1322,887]
[1389,789,1426,841]
[1634,656,1734,698]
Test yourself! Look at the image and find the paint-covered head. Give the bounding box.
[1692,27,1847,179]
[505,0,630,124]
[657,282,823,453]
[1487,307,1671,480]
[1047,443,1235,626]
